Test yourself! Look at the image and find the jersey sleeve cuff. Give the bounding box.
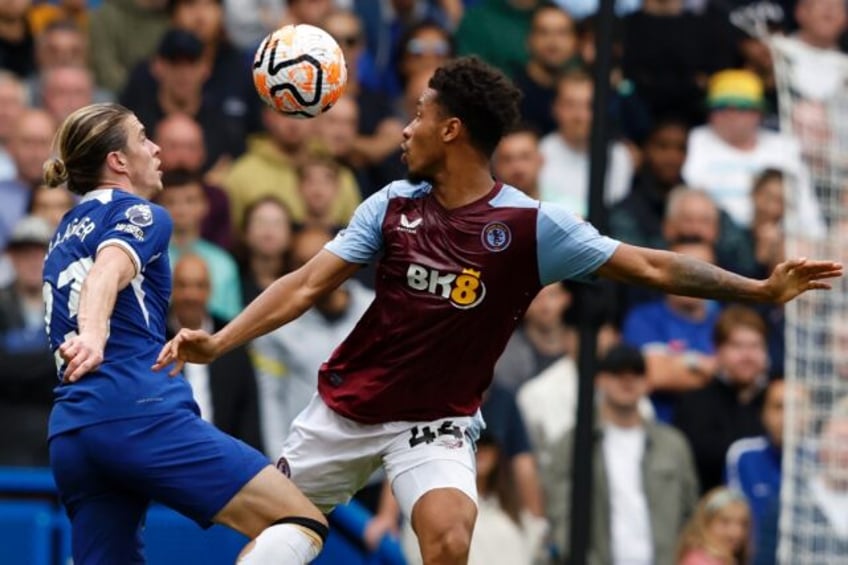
[98,238,141,275]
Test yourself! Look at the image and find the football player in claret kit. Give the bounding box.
[157,57,841,564]
[43,103,327,564]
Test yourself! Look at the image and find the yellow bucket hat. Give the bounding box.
[707,69,765,111]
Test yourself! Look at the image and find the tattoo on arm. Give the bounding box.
[666,254,764,302]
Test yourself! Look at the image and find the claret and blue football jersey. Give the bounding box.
[320,180,620,424]
[43,189,196,438]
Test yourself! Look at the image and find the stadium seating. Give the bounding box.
[0,466,406,565]
[0,500,54,565]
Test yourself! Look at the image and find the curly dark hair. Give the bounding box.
[428,56,522,158]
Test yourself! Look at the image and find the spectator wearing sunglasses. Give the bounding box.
[321,8,407,197]
[395,21,455,96]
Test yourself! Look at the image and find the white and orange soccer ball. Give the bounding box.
[252,24,347,118]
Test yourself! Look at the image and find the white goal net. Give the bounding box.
[772,35,848,565]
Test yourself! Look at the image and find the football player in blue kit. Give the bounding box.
[42,103,327,564]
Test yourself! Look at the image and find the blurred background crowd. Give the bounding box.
[1,0,847,563]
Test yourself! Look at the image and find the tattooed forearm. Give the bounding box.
[664,253,767,302]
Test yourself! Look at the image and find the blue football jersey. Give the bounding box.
[43,188,196,437]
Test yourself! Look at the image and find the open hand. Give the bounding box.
[764,258,843,303]
[60,333,105,383]
[152,329,219,376]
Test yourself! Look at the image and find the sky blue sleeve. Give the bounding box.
[536,202,620,285]
[324,187,389,264]
[97,201,171,274]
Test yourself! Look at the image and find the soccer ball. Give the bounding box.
[253,24,347,118]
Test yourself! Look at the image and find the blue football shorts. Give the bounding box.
[49,408,269,564]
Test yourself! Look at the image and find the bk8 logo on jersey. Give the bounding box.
[406,264,486,309]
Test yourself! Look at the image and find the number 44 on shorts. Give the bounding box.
[408,421,464,448]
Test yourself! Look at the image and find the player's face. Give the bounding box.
[120,116,162,198]
[402,88,446,184]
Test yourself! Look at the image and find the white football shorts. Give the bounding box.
[277,393,485,517]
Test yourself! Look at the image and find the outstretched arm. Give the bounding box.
[596,243,842,303]
[154,250,360,373]
[61,245,137,382]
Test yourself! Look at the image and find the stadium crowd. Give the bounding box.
[1,0,847,563]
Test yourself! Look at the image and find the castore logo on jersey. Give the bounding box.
[398,213,423,234]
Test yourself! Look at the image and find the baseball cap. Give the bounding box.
[707,69,765,111]
[157,29,204,62]
[597,344,646,376]
[8,215,52,248]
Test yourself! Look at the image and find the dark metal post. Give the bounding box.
[567,0,616,561]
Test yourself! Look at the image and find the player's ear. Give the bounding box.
[105,150,128,175]
[441,116,461,143]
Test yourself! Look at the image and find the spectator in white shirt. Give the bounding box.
[542,344,698,565]
[682,69,823,235]
[771,0,848,101]
[539,69,633,217]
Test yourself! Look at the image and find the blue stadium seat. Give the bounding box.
[54,509,72,565]
[322,501,407,565]
[0,500,55,565]
[143,504,248,564]
[0,467,406,565]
